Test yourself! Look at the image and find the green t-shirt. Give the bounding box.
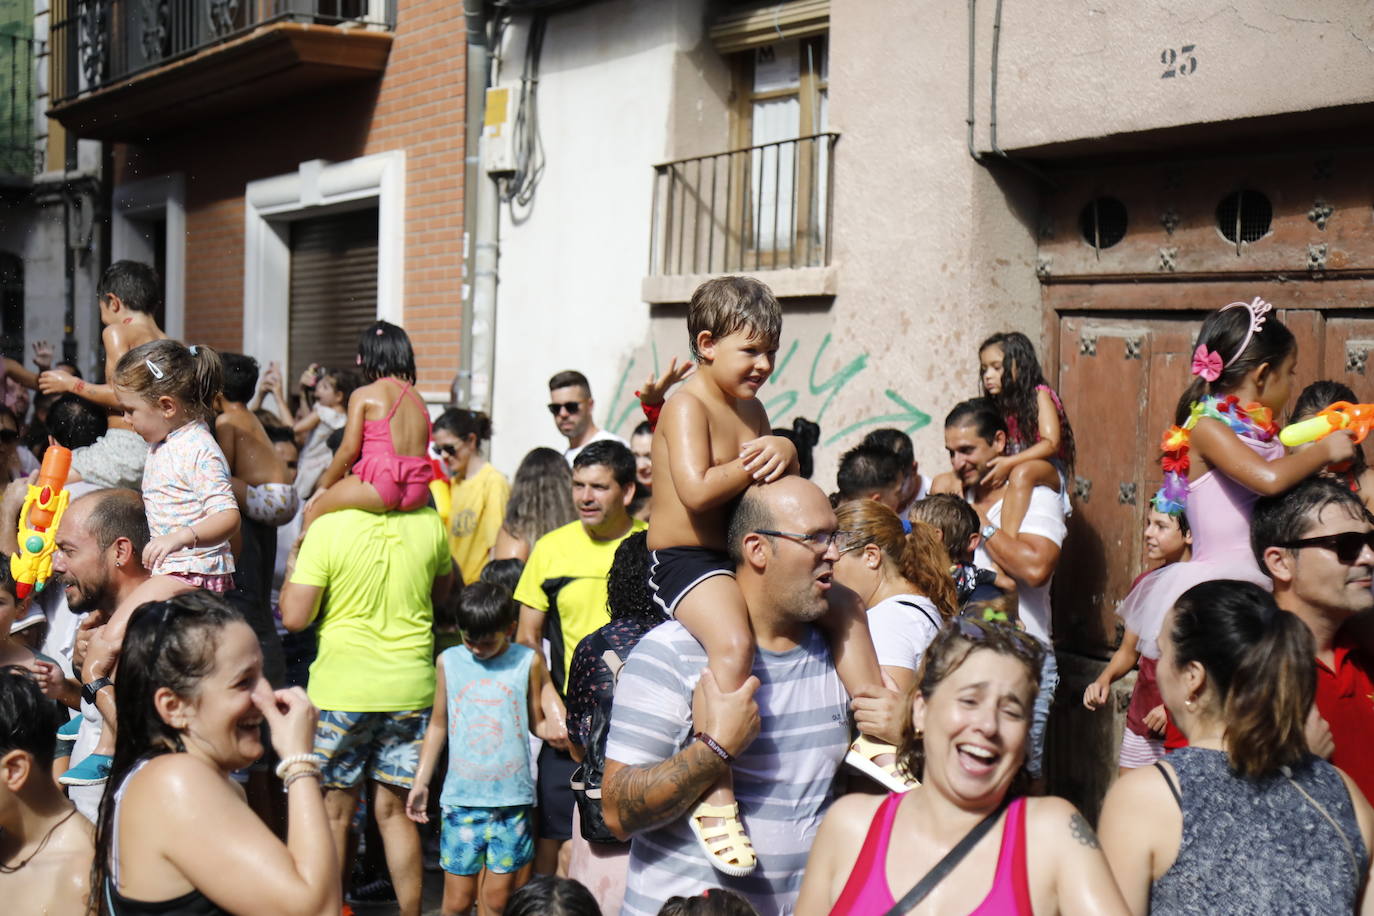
[291,508,450,712]
[512,518,647,690]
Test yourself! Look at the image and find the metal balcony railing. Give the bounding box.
[649,132,837,277]
[49,0,396,105]
[0,31,40,178]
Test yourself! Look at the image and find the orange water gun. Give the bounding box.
[10,446,72,599]
[1279,402,1374,448]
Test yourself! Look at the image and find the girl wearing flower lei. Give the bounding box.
[1119,297,1355,664]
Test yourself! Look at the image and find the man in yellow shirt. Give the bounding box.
[514,440,645,874]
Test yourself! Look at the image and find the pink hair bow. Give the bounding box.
[1191,344,1223,382]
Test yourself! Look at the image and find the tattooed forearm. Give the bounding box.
[605,743,726,836]
[1069,812,1101,849]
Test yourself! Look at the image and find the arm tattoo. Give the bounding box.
[1069,812,1102,849]
[606,743,725,836]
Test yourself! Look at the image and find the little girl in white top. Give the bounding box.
[113,340,240,591]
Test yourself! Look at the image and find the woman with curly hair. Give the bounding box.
[492,447,577,562]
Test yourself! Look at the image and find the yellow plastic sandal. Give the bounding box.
[689,801,758,877]
[846,733,919,793]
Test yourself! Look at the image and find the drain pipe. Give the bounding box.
[457,0,495,409]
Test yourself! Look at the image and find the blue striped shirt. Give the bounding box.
[605,622,849,916]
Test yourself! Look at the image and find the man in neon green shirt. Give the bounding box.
[514,439,645,874]
[281,506,455,916]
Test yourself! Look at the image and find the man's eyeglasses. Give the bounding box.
[1278,531,1374,565]
[548,401,582,416]
[753,528,841,551]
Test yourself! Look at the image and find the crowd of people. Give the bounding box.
[0,261,1371,916]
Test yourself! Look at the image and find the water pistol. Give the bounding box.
[1279,402,1374,448]
[11,445,72,599]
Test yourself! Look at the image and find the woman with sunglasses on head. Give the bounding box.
[91,591,340,915]
[432,408,510,584]
[796,617,1128,916]
[1099,580,1374,915]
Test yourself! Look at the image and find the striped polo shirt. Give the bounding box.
[606,622,850,916]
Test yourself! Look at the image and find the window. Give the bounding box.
[288,208,379,383]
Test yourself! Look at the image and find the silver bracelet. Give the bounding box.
[274,753,320,779]
[282,768,322,791]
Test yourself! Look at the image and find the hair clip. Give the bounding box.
[375,327,385,336]
[188,345,199,356]
[145,359,165,380]
[1190,344,1223,382]
[1219,296,1273,368]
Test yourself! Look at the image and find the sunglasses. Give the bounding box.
[435,443,459,457]
[547,401,582,416]
[1278,531,1374,565]
[954,614,1043,662]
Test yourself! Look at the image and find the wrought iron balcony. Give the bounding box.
[47,0,395,141]
[0,31,41,179]
[649,132,838,279]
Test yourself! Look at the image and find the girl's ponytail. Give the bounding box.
[898,521,959,620]
[114,339,222,421]
[187,345,223,421]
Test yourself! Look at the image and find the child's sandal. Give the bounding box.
[689,801,757,877]
[845,733,919,793]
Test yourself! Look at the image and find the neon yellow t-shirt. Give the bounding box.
[291,508,450,712]
[512,518,647,689]
[443,462,510,585]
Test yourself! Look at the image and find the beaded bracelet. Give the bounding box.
[694,732,733,764]
[282,768,322,791]
[274,753,320,779]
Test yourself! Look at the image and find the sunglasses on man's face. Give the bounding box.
[1279,530,1374,565]
[548,401,582,416]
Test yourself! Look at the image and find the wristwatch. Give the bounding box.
[981,524,998,541]
[81,676,114,705]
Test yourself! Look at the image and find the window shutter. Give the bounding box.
[288,208,379,383]
[710,0,829,54]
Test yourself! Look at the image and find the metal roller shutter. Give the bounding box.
[710,1,829,54]
[288,207,379,384]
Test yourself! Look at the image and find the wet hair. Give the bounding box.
[0,667,62,768]
[863,428,914,467]
[219,352,259,404]
[658,888,760,915]
[687,276,782,361]
[548,370,590,395]
[1250,476,1371,570]
[480,558,525,597]
[573,440,636,489]
[46,393,107,450]
[909,494,980,564]
[357,320,416,384]
[114,339,222,422]
[632,420,652,439]
[1174,302,1296,424]
[505,875,602,916]
[772,417,820,480]
[503,447,577,549]
[84,488,151,559]
[895,617,1044,783]
[433,408,493,443]
[98,260,162,314]
[0,553,16,601]
[978,332,1075,468]
[835,444,904,502]
[726,485,774,567]
[1168,580,1314,779]
[607,531,663,628]
[91,592,246,905]
[264,423,297,447]
[1292,380,1368,476]
[944,398,1007,444]
[835,500,958,618]
[1149,498,1191,538]
[455,582,517,638]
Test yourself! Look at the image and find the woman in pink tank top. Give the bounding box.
[796,618,1129,916]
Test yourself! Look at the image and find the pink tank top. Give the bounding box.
[357,378,430,463]
[829,794,1033,916]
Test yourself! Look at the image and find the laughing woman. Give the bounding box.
[795,618,1128,916]
[90,591,339,915]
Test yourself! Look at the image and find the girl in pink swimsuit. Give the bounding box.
[304,321,436,526]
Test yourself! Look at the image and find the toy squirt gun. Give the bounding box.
[1279,402,1374,449]
[11,446,72,599]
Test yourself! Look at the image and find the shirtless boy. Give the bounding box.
[0,670,93,914]
[216,353,298,528]
[39,261,168,490]
[648,276,884,878]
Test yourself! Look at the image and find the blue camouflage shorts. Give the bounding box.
[313,708,429,789]
[440,805,534,876]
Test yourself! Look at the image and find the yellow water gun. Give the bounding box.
[11,445,72,599]
[1279,401,1374,448]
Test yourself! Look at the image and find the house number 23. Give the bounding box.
[1161,45,1198,78]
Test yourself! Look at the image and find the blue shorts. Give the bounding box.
[313,708,429,789]
[440,805,534,876]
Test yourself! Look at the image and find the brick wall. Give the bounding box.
[116,0,466,393]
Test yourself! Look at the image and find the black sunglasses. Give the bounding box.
[435,443,458,457]
[1278,531,1374,565]
[547,401,582,416]
[954,614,1042,662]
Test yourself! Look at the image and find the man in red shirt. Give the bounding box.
[1253,477,1374,802]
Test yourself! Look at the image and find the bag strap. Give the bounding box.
[880,800,1009,916]
[601,649,625,686]
[894,598,943,630]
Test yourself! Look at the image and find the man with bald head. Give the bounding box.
[602,477,852,915]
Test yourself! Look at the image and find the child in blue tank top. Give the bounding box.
[406,582,556,914]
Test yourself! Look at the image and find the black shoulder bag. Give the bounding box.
[880,801,1009,916]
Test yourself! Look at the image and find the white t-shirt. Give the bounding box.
[972,486,1066,646]
[563,427,628,465]
[867,594,943,673]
